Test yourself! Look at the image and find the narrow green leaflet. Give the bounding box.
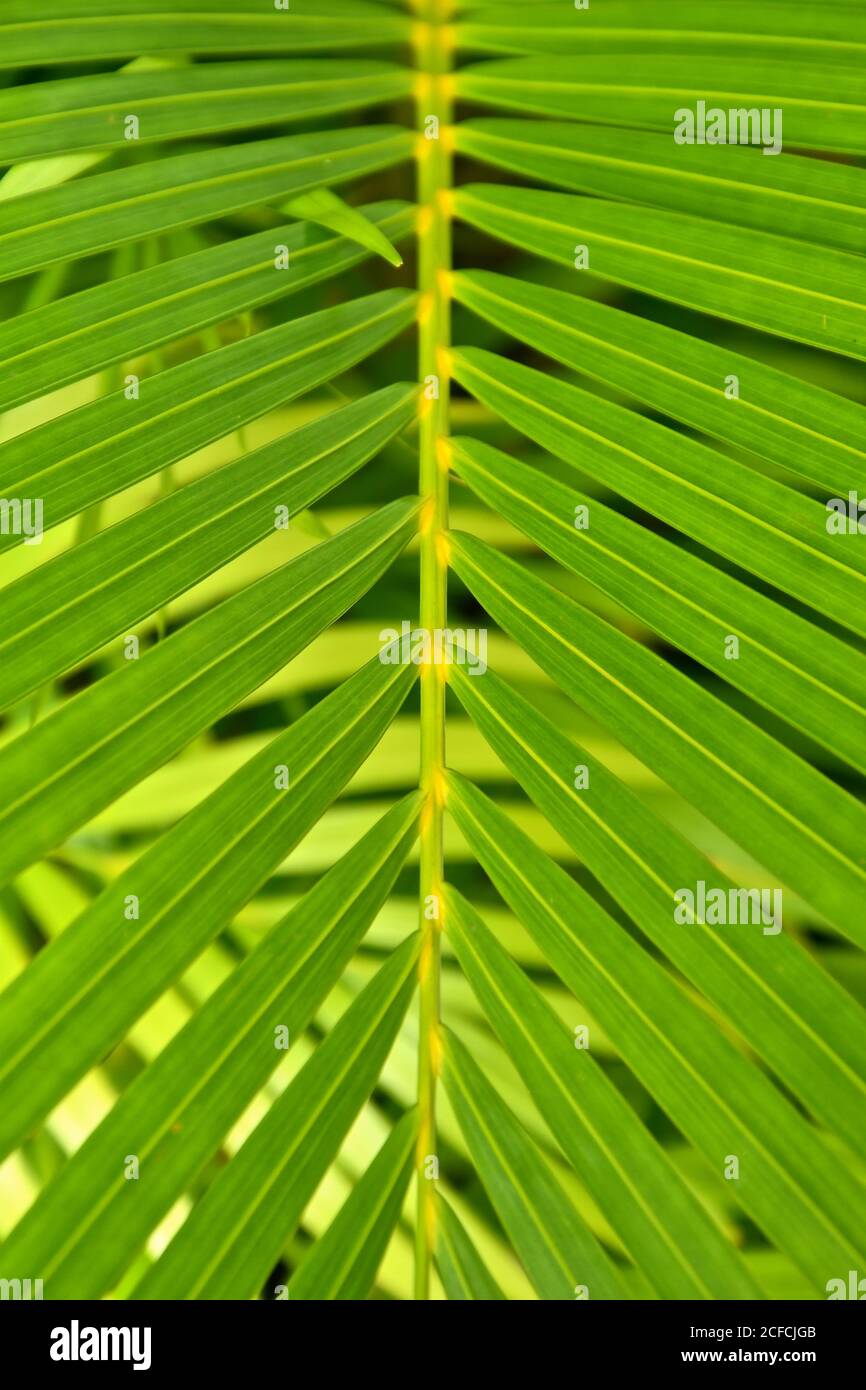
[132,935,420,1300]
[0,289,416,550]
[455,55,866,154]
[435,1195,505,1301]
[0,499,421,889]
[451,271,866,493]
[0,657,418,1164]
[453,121,866,253]
[446,772,866,1289]
[283,188,404,267]
[0,385,420,711]
[0,797,421,1297]
[449,531,866,943]
[447,663,866,1167]
[444,885,758,1299]
[289,1109,418,1301]
[0,1,410,67]
[442,1029,627,1301]
[455,1,866,59]
[0,126,412,281]
[449,348,866,631]
[0,650,417,1162]
[452,186,866,359]
[448,436,866,772]
[0,203,415,414]
[0,61,412,163]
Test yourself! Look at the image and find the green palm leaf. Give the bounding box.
[0,796,420,1296]
[0,1,409,67]
[453,186,866,357]
[443,1029,628,1302]
[435,1195,505,1301]
[0,61,413,163]
[0,202,415,413]
[1,0,863,1305]
[445,772,866,1286]
[0,386,419,709]
[455,2,866,60]
[449,271,866,491]
[446,663,866,1160]
[443,884,760,1299]
[289,1108,419,1301]
[0,290,416,549]
[455,56,866,153]
[0,659,418,1161]
[449,531,866,939]
[0,500,420,884]
[0,128,412,280]
[132,934,420,1300]
[450,347,866,627]
[453,120,866,250]
[448,435,866,768]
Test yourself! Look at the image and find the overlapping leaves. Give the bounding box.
[0,0,864,1302]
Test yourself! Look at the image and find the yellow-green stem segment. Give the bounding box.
[413,0,452,1301]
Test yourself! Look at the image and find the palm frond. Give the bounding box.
[0,0,863,1303]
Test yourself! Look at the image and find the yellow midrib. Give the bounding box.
[412,0,454,1302]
